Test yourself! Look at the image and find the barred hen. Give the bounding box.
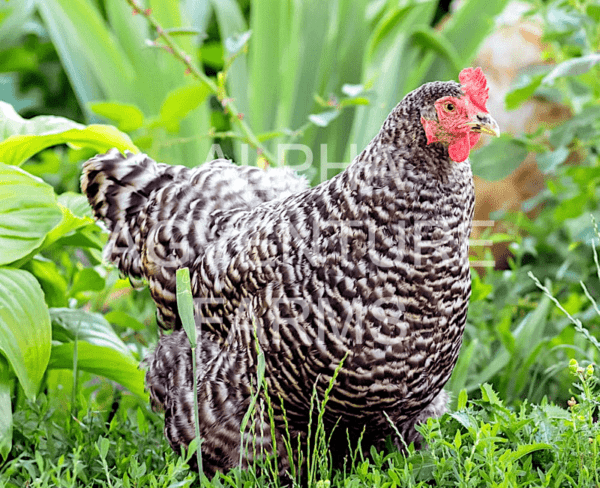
[81,67,499,476]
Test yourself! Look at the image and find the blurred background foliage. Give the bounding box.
[0,0,599,480]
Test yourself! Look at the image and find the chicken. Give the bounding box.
[81,67,499,476]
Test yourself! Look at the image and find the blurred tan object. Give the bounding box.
[463,0,571,268]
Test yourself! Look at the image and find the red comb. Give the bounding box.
[459,67,489,112]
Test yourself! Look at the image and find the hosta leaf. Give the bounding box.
[0,101,137,166]
[0,357,12,461]
[57,192,93,219]
[0,100,77,140]
[0,163,62,266]
[470,135,528,181]
[0,127,137,167]
[42,205,96,252]
[0,267,51,399]
[50,308,131,357]
[48,342,146,399]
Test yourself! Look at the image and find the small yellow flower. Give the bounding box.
[586,364,594,378]
[569,359,579,374]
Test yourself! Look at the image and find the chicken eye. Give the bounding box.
[445,102,455,112]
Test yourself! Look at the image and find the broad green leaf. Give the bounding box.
[199,42,224,70]
[309,110,341,128]
[470,135,528,181]
[0,126,137,167]
[0,163,62,265]
[176,268,197,348]
[505,73,545,110]
[89,101,145,133]
[57,192,93,219]
[543,53,600,84]
[0,101,80,141]
[55,227,104,252]
[0,267,51,399]
[42,205,96,252]
[536,146,569,173]
[0,357,12,461]
[50,308,132,358]
[158,83,211,133]
[40,192,100,253]
[554,193,589,222]
[48,342,146,399]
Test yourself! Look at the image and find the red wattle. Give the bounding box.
[448,135,471,163]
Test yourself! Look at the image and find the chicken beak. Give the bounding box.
[466,112,500,137]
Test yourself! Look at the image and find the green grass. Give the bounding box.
[1,365,598,487]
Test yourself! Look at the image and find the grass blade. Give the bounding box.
[176,267,203,481]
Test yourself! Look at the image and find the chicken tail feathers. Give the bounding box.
[81,148,175,282]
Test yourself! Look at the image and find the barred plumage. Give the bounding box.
[82,69,498,476]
